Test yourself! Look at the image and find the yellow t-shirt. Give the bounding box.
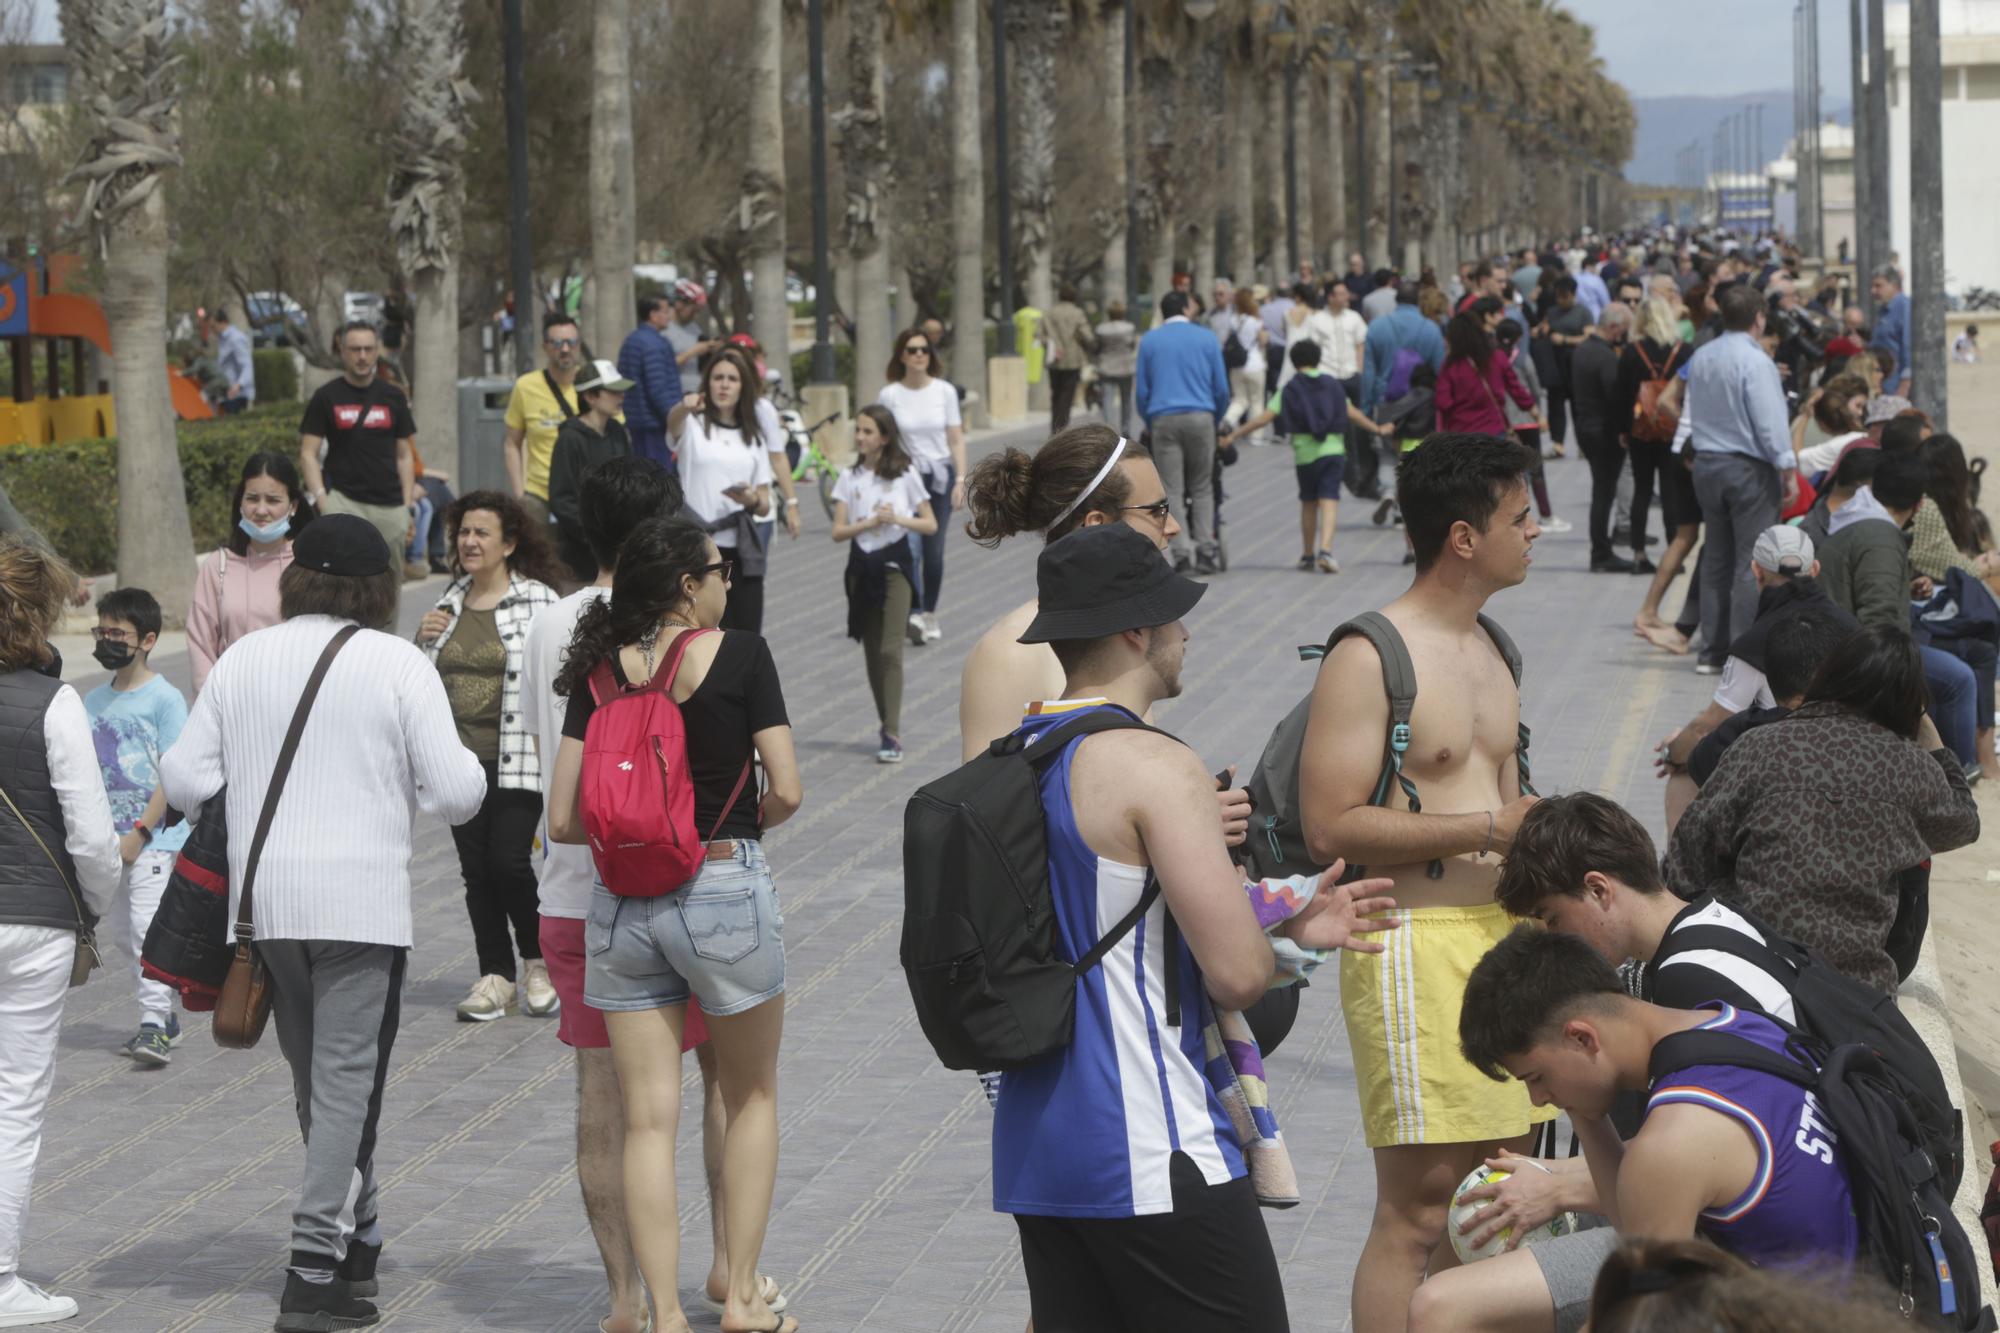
[504,371,582,499]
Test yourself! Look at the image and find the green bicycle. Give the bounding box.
[781,407,846,520]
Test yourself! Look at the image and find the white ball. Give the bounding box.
[1447,1163,1581,1265]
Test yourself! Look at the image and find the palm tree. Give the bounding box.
[387,0,475,479]
[1098,0,1127,307]
[1224,23,1255,287]
[587,0,635,363]
[839,0,892,404]
[744,0,791,392]
[948,0,987,420]
[1006,0,1066,320]
[60,0,196,620]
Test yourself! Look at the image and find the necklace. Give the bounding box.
[639,615,700,679]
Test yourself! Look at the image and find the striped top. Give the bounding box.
[160,615,488,948]
[992,700,1244,1218]
[1647,1003,1859,1269]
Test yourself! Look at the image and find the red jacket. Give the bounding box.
[1435,352,1536,435]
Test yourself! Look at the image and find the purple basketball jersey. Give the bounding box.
[1646,1003,1861,1270]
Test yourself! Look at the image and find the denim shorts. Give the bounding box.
[582,841,786,1017]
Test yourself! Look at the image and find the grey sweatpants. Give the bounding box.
[1149,411,1217,562]
[1692,451,1781,662]
[258,939,407,1270]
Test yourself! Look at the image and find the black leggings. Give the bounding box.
[1515,427,1553,518]
[1546,386,1572,450]
[450,761,543,979]
[1628,440,1672,554]
[1580,427,1624,562]
[720,573,765,633]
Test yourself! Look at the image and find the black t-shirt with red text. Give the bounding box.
[300,376,416,506]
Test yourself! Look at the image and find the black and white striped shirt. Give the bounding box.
[1641,895,1799,1025]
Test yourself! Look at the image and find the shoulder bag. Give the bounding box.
[0,782,100,988]
[213,623,359,1048]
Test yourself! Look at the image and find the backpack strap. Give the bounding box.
[1004,706,1177,766]
[1326,613,1438,877]
[1477,613,1535,796]
[1648,1026,1819,1093]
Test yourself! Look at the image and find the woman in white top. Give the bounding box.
[670,349,775,633]
[876,326,964,645]
[0,537,120,1329]
[1225,289,1270,446]
[831,405,937,764]
[161,515,485,1330]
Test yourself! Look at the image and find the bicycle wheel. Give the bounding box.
[817,467,838,521]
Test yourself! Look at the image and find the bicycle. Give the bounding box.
[787,411,845,520]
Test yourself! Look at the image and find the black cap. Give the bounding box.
[293,512,391,577]
[1018,524,1206,644]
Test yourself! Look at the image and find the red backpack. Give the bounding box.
[582,628,751,897]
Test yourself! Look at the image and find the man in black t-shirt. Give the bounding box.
[300,321,418,556]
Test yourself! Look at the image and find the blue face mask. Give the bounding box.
[239,514,292,543]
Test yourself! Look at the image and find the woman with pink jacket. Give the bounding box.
[186,452,315,693]
[1434,305,1537,437]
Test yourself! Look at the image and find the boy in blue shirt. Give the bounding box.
[1224,339,1390,574]
[85,587,189,1065]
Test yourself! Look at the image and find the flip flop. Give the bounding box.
[598,1317,651,1333]
[701,1275,789,1317]
[725,1317,799,1333]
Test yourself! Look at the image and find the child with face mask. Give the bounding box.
[186,452,315,694]
[84,586,190,1065]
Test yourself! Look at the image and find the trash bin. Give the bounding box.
[457,377,515,497]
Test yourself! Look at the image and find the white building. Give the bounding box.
[1882,0,2000,294]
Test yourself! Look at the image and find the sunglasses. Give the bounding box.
[699,559,735,583]
[546,337,580,350]
[1120,499,1173,521]
[903,345,931,356]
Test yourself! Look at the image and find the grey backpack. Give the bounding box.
[1238,611,1530,883]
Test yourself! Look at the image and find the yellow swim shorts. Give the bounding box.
[1340,902,1556,1148]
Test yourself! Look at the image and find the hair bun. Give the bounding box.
[963,448,1037,547]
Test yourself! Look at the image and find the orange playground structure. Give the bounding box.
[1,252,213,449]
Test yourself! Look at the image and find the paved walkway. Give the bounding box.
[32,420,1722,1331]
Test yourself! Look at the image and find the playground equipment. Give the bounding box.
[0,251,214,449]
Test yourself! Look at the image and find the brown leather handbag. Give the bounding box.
[213,625,357,1049]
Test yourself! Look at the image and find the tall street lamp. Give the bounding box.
[805,0,836,385]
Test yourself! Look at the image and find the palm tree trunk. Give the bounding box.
[1007,0,1063,322]
[1367,60,1391,266]
[841,0,892,404]
[1307,74,1332,273]
[61,0,194,614]
[1099,2,1127,309]
[1326,65,1348,266]
[1260,71,1285,285]
[588,0,635,363]
[949,0,987,420]
[1226,53,1255,287]
[389,0,473,477]
[744,0,791,393]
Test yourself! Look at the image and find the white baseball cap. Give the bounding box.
[1752,524,1813,575]
[574,359,634,394]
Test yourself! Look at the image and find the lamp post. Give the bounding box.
[1910,0,1945,427]
[805,0,836,385]
[1125,0,1140,317]
[503,0,534,372]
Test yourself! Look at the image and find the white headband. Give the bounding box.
[1048,436,1128,530]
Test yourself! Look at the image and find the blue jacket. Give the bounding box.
[1870,291,1911,395]
[1135,318,1230,425]
[1359,305,1446,413]
[616,324,682,436]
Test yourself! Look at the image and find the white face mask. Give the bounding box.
[239,515,292,543]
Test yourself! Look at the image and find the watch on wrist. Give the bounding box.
[134,823,154,845]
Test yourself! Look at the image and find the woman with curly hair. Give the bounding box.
[416,489,564,1021]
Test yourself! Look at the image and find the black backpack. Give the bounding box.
[1654,906,1962,1200]
[901,709,1177,1072]
[1651,1027,1992,1330]
[1239,611,1531,882]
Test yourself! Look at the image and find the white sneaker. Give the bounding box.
[1540,515,1574,533]
[0,1275,79,1326]
[455,974,516,1022]
[520,960,560,1017]
[907,612,928,646]
[922,613,943,644]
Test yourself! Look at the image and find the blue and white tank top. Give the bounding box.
[991,700,1245,1218]
[1647,1002,1860,1269]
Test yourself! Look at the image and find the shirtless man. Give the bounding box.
[1297,432,1548,1332]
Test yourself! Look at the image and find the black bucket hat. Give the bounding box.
[1018,523,1206,644]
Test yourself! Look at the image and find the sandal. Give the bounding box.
[702,1275,788,1317]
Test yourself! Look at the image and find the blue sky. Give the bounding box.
[1563,0,1853,103]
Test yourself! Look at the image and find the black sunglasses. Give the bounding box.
[1120,499,1173,521]
[903,344,932,356]
[699,558,735,583]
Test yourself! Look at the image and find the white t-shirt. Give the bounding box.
[1796,430,1865,478]
[678,415,774,546]
[877,378,962,469]
[754,397,784,455]
[521,587,607,918]
[832,464,931,554]
[1712,655,1775,713]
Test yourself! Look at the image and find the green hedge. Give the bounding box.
[0,403,301,576]
[790,342,859,399]
[253,348,299,403]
